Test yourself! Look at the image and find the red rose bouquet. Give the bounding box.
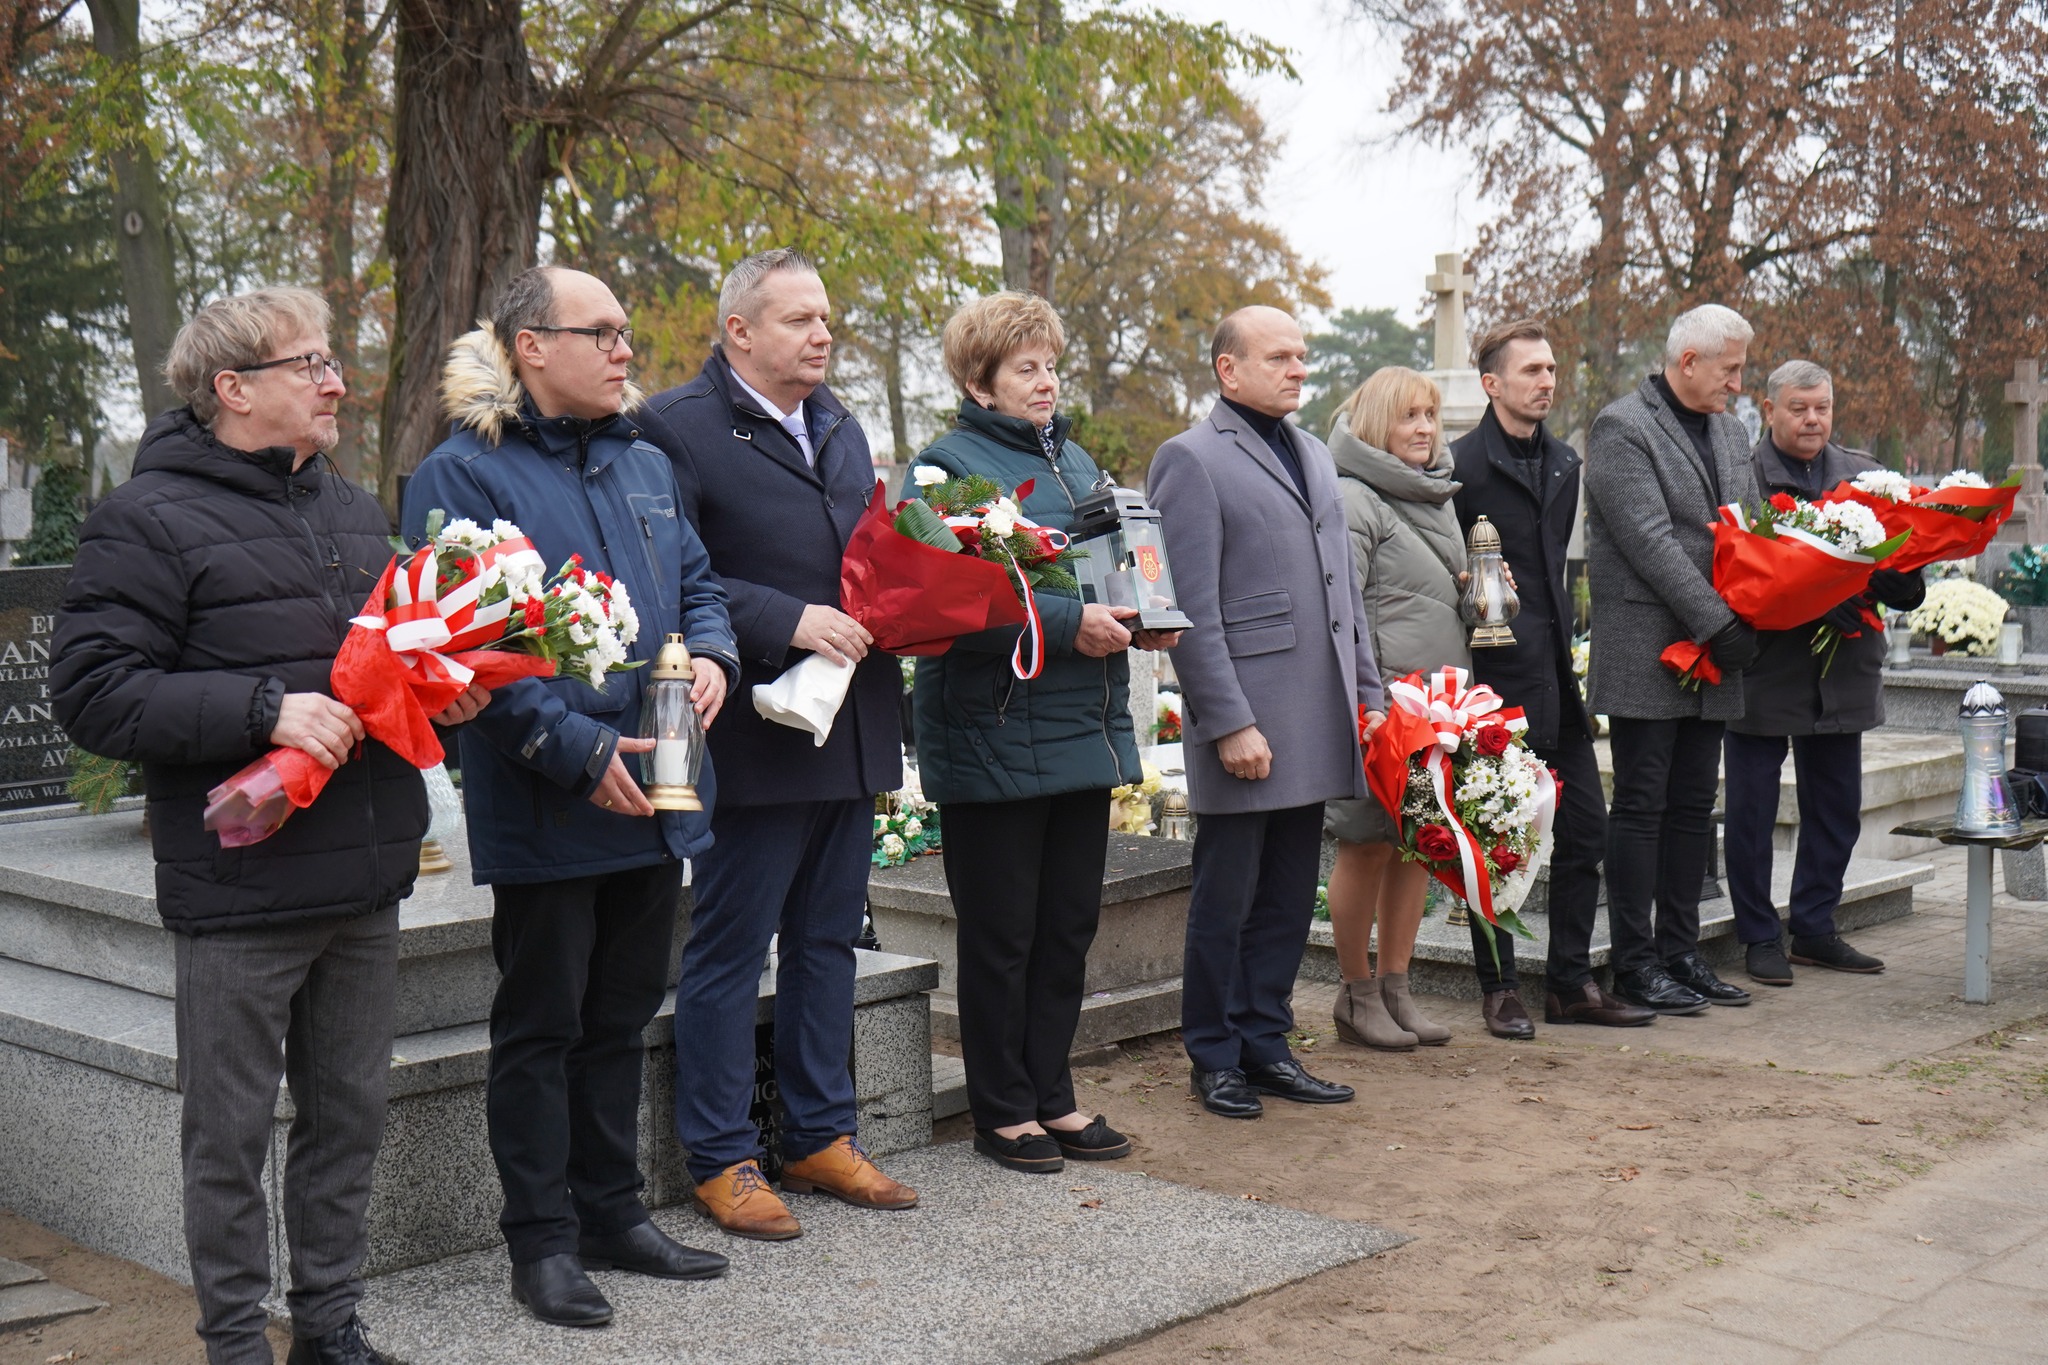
[1364,667,1559,970]
[202,511,641,847]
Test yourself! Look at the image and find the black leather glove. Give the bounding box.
[1868,567,1926,611]
[1820,599,1868,635]
[1707,618,1760,672]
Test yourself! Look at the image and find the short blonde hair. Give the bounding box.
[165,287,331,424]
[1344,367,1445,463]
[941,291,1067,399]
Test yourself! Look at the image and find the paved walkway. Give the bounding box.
[1528,1120,2048,1363]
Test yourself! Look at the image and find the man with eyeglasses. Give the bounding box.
[53,288,490,1365]
[402,265,741,1328]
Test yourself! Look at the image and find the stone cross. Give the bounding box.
[1426,250,1477,372]
[2007,358,2047,544]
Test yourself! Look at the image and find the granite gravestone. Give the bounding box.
[0,565,70,810]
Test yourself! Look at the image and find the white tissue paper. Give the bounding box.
[751,653,857,746]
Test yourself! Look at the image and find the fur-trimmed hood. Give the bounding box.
[439,322,644,446]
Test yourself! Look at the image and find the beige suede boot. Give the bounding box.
[1332,977,1418,1051]
[1379,971,1451,1045]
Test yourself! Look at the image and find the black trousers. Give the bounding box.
[940,790,1111,1129]
[487,860,679,1264]
[1605,716,1724,976]
[1471,717,1608,994]
[1724,730,1862,944]
[1182,802,1323,1073]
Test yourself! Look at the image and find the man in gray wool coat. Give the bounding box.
[1584,302,1763,1018]
[1149,305,1386,1120]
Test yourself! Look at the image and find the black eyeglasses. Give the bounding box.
[230,352,344,384]
[531,325,635,354]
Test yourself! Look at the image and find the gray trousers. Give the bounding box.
[174,906,399,1365]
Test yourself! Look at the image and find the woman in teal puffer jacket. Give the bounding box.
[906,291,1180,1176]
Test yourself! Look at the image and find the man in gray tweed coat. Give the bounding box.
[1150,305,1386,1119]
[1584,303,1762,1016]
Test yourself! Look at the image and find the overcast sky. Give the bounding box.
[1160,0,1485,330]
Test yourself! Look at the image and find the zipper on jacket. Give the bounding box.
[1099,657,1127,780]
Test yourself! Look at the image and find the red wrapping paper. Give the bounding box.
[840,480,1029,654]
[1711,516,1894,632]
[1658,639,1723,688]
[1824,482,2019,572]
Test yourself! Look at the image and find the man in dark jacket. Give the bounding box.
[52,288,486,1365]
[1452,320,1655,1036]
[1727,360,1922,985]
[643,249,916,1240]
[1585,303,1763,1017]
[403,266,739,1327]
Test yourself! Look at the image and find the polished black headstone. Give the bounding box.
[0,565,72,809]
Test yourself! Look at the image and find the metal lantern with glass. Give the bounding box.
[1459,515,1520,648]
[641,634,705,812]
[1957,680,2022,835]
[1065,478,1195,633]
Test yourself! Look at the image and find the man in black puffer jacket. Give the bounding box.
[51,288,486,1365]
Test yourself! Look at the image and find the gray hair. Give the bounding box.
[1664,303,1754,366]
[718,248,819,325]
[164,286,331,425]
[1767,358,1833,401]
[491,266,559,348]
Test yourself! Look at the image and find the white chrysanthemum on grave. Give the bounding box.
[1850,469,1915,503]
[1939,470,1991,490]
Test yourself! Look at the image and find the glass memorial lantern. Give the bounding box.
[641,634,705,812]
[417,761,462,873]
[1957,680,2021,835]
[1066,480,1195,633]
[1459,515,1520,649]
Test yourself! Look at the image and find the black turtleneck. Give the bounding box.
[1222,396,1308,501]
[1651,372,1721,502]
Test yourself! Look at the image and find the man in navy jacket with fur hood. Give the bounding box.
[403,266,739,1328]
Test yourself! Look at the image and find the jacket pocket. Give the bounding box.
[1222,589,1296,658]
[625,491,682,612]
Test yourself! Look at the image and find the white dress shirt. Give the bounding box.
[730,368,815,467]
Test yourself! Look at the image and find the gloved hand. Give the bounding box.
[1868,567,1926,610]
[1820,599,1869,636]
[1706,618,1760,672]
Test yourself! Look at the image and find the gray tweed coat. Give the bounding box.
[1584,376,1761,722]
[1149,402,1386,815]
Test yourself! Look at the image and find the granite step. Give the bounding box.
[0,1275,106,1331]
[0,947,938,1291]
[1302,854,1933,999]
[932,1052,968,1121]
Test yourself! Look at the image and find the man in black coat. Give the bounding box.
[643,249,915,1240]
[1452,319,1654,1036]
[1726,360,1923,986]
[51,288,486,1365]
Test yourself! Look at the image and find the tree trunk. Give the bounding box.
[883,315,909,459]
[84,0,179,418]
[313,0,376,486]
[378,0,547,506]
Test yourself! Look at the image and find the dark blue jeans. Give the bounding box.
[673,798,869,1184]
[1724,730,1862,944]
[1182,802,1324,1073]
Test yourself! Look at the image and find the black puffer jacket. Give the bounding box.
[51,409,428,933]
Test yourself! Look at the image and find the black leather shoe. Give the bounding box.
[1544,980,1656,1027]
[286,1317,387,1365]
[1190,1067,1264,1119]
[1790,933,1885,973]
[1746,939,1795,986]
[1666,951,1751,1005]
[1243,1058,1355,1104]
[1048,1114,1132,1161]
[1610,967,1710,1016]
[579,1219,729,1280]
[973,1127,1066,1173]
[511,1253,613,1328]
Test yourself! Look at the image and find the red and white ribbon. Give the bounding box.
[350,535,541,686]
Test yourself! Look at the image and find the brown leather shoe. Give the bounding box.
[1482,988,1536,1039]
[1545,979,1656,1028]
[780,1136,919,1210]
[694,1161,801,1241]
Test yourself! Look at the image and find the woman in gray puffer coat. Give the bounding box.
[1324,367,1471,1051]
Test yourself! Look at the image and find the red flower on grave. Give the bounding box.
[1489,845,1521,873]
[1416,824,1459,861]
[1474,724,1512,757]
[1769,492,1799,514]
[522,598,546,629]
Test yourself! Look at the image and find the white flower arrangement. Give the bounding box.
[1905,578,2009,656]
[912,465,949,487]
[1939,470,1990,490]
[1850,469,1915,503]
[1808,498,1890,554]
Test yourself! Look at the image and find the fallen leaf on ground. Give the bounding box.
[1857,1117,1882,1125]
[1069,1185,1093,1192]
[1515,1232,1543,1240]
[1519,1094,1545,1103]
[1387,1144,1405,1151]
[1079,1199,1103,1209]
[1619,1123,1658,1131]
[1599,1264,1632,1274]
[1915,1235,1934,1244]
[1599,1166,1641,1182]
[1240,1194,1265,1202]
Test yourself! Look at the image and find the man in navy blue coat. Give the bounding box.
[404,266,740,1328]
[643,248,915,1239]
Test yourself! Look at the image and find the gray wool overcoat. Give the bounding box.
[1148,401,1386,815]
[1583,376,1761,722]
